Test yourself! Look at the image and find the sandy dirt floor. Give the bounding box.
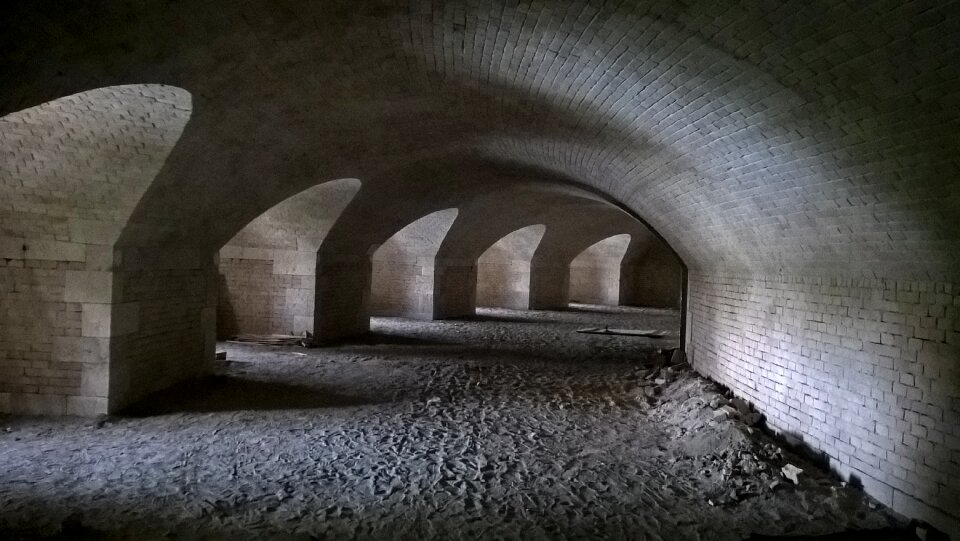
[0,306,912,540]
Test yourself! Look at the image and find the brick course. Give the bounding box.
[688,273,959,532]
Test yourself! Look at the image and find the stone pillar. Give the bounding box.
[314,255,371,342]
[528,262,569,310]
[622,246,684,308]
[107,246,218,412]
[432,259,477,318]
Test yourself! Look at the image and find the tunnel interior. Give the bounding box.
[0,1,958,539]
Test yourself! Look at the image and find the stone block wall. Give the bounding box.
[687,273,960,534]
[0,257,85,414]
[568,234,630,305]
[370,257,436,319]
[217,246,315,338]
[569,264,621,305]
[367,208,458,320]
[476,260,532,309]
[0,241,131,417]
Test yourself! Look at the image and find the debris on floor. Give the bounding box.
[576,326,668,337]
[227,331,314,347]
[0,307,907,540]
[781,463,804,485]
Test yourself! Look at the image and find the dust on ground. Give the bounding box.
[0,306,910,540]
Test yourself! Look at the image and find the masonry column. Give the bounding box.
[527,260,570,310]
[432,258,477,318]
[314,254,371,342]
[107,245,218,412]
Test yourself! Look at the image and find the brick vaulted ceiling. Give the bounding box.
[2,1,958,280]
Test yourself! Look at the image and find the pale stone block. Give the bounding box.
[240,247,274,261]
[219,244,242,259]
[65,271,113,303]
[274,250,316,276]
[0,237,86,262]
[68,219,117,245]
[293,315,314,334]
[0,237,25,259]
[36,240,86,261]
[81,363,110,397]
[81,303,138,338]
[52,336,110,364]
[11,393,66,415]
[296,235,324,253]
[66,396,108,417]
[81,304,112,337]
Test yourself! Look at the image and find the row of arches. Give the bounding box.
[0,85,682,418]
[216,185,682,342]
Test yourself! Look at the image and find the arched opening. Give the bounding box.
[370,208,458,319]
[475,225,546,310]
[568,234,631,306]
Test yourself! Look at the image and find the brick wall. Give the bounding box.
[216,178,361,338]
[370,259,436,319]
[0,258,83,414]
[217,248,315,338]
[568,236,630,306]
[369,209,458,320]
[476,260,533,309]
[688,273,959,533]
[569,264,621,305]
[475,225,545,310]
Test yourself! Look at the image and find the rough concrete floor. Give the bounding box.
[0,306,908,540]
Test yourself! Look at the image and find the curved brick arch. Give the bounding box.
[1,2,958,531]
[371,208,459,319]
[476,225,547,310]
[4,3,956,280]
[569,234,632,306]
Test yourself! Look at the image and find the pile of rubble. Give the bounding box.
[631,353,840,507]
